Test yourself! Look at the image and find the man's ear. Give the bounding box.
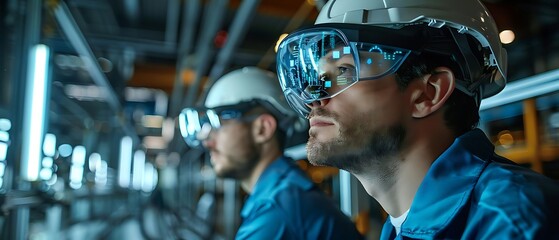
[252,114,277,144]
[411,67,455,118]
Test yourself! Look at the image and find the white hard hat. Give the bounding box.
[315,0,507,98]
[205,67,295,119]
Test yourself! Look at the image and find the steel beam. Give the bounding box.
[202,0,262,100]
[182,0,229,107]
[53,1,140,145]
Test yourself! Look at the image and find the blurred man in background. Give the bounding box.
[179,67,363,239]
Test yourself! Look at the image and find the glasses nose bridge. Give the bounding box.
[201,126,220,147]
[197,122,218,141]
[305,97,331,109]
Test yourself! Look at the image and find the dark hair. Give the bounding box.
[394,52,480,136]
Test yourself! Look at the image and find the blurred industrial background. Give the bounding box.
[1,0,559,239]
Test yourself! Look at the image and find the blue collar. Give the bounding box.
[240,156,312,218]
[398,129,494,238]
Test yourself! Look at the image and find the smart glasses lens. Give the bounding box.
[179,103,256,148]
[179,108,219,148]
[276,28,411,118]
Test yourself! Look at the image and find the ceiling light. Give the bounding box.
[499,30,515,44]
[22,44,50,181]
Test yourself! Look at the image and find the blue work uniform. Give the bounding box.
[380,129,559,239]
[236,156,363,240]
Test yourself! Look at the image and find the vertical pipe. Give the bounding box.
[523,99,543,173]
[339,170,353,217]
[223,179,238,240]
[169,0,200,118]
[8,0,43,239]
[204,0,262,94]
[182,0,229,107]
[164,0,181,44]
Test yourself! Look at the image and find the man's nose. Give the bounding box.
[199,127,216,149]
[305,98,331,109]
[201,134,215,149]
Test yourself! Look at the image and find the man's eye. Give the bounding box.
[337,65,355,76]
[337,67,347,76]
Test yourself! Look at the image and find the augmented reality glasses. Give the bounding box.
[178,101,260,148]
[276,26,413,118]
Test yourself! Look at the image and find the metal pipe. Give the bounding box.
[53,1,140,144]
[169,0,201,117]
[165,0,181,43]
[51,86,93,121]
[480,68,559,110]
[182,0,229,108]
[203,0,262,97]
[8,0,43,238]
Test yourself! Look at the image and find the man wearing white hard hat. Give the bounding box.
[275,0,559,238]
[179,67,363,239]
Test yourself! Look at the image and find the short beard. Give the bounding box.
[217,149,259,179]
[307,110,405,176]
[215,129,260,180]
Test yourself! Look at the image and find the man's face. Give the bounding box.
[203,119,259,179]
[307,51,408,174]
